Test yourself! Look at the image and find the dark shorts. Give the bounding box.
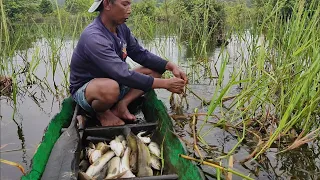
[72,81,130,113]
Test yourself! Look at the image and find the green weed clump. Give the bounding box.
[197,0,320,162]
[246,0,320,156]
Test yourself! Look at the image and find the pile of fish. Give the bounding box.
[79,131,161,180]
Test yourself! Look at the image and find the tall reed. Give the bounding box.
[225,0,320,157]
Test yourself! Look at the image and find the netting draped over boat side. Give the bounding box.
[21,98,76,180]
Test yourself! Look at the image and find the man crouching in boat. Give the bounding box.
[69,0,187,126]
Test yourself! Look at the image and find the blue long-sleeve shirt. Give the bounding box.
[69,16,168,96]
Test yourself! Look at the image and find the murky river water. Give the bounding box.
[1,33,319,180]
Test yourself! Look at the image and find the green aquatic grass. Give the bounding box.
[223,0,320,158]
[1,0,89,104]
[180,0,320,170]
[0,0,9,74]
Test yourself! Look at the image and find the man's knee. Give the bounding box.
[134,67,162,78]
[96,79,120,104]
[151,71,162,78]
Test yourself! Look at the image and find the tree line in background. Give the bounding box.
[3,0,93,22]
[3,0,317,24]
[2,0,227,43]
[2,0,318,49]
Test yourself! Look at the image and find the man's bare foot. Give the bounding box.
[97,110,125,126]
[111,101,136,121]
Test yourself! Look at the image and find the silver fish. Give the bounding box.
[137,131,151,144]
[148,142,160,158]
[121,169,136,178]
[120,147,131,171]
[105,157,120,179]
[121,140,127,150]
[169,93,183,114]
[129,151,137,173]
[89,150,102,164]
[150,155,161,170]
[127,132,138,173]
[96,142,110,155]
[79,172,92,180]
[86,151,115,177]
[116,135,125,142]
[120,147,135,178]
[137,136,153,177]
[104,170,127,179]
[86,147,94,158]
[92,165,108,180]
[110,139,125,157]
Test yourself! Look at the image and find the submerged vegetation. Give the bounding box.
[1,0,320,179]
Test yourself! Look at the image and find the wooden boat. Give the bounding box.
[21,90,205,180]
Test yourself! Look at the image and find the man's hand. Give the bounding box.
[165,77,186,94]
[172,67,188,83]
[152,62,187,93]
[166,62,188,83]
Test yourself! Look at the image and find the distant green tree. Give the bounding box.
[176,0,226,37]
[3,0,39,22]
[252,0,319,20]
[39,0,53,14]
[3,0,24,21]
